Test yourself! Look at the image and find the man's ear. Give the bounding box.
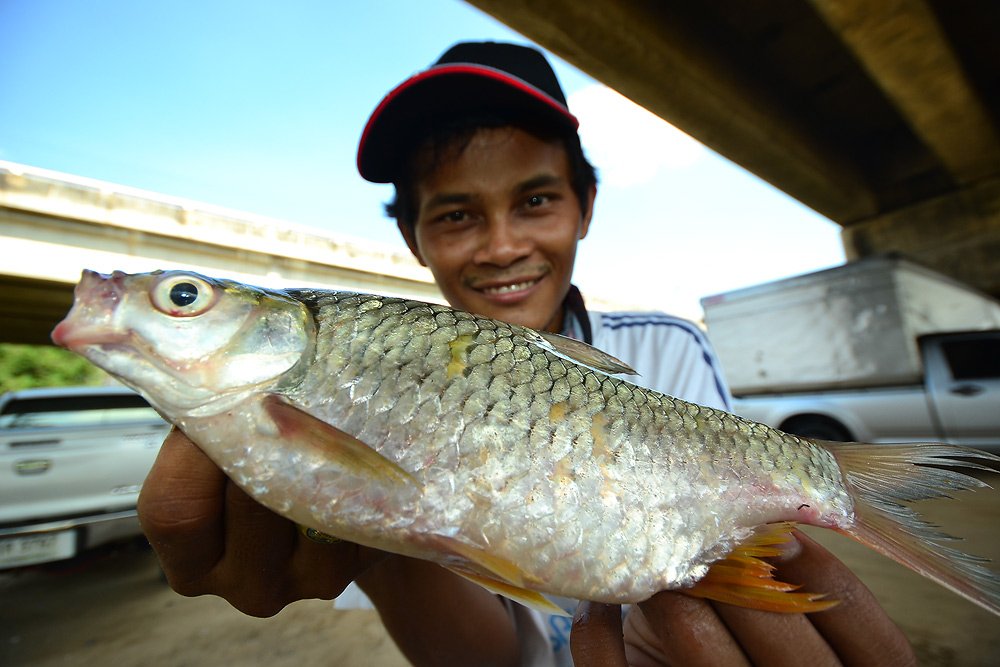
[397,221,427,266]
[579,183,597,240]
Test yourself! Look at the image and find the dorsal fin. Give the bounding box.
[534,330,638,376]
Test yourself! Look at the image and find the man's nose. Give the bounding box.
[473,217,531,266]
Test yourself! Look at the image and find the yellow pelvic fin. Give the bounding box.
[684,522,838,613]
[429,534,539,588]
[535,330,638,375]
[263,395,418,488]
[426,534,568,615]
[446,568,571,617]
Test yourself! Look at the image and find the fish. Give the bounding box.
[52,268,1000,617]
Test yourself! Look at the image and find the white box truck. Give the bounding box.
[701,256,1000,449]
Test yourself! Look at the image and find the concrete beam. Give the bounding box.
[842,175,1000,296]
[0,162,444,345]
[810,0,1000,185]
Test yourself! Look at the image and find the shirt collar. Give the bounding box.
[559,284,592,344]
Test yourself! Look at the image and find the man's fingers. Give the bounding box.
[774,530,916,666]
[637,592,751,667]
[571,601,628,666]
[713,603,838,666]
[138,428,227,591]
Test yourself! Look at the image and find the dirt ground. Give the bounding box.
[3,474,999,667]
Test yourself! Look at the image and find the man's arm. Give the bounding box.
[358,557,521,667]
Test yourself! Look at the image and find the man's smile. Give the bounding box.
[467,267,550,302]
[479,278,541,296]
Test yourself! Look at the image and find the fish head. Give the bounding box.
[52,269,314,417]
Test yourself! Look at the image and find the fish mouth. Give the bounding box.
[51,322,132,350]
[51,270,131,350]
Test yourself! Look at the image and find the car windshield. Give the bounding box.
[0,393,162,430]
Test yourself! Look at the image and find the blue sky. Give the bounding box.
[0,0,844,320]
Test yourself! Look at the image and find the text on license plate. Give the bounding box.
[0,530,76,569]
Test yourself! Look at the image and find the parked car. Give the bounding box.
[0,385,170,570]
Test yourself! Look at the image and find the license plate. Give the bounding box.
[0,530,76,568]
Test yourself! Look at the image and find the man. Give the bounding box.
[138,42,916,666]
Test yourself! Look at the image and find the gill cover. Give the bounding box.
[141,270,316,393]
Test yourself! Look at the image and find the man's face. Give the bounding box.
[399,126,595,333]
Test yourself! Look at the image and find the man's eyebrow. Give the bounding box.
[423,192,474,210]
[516,174,563,193]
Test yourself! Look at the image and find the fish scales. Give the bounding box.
[279,289,850,600]
[53,269,1000,615]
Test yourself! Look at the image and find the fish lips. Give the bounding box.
[52,270,130,350]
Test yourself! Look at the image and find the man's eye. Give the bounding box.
[526,194,550,207]
[442,210,467,223]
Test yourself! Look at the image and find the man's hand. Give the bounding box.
[570,530,917,666]
[138,429,520,666]
[137,428,386,617]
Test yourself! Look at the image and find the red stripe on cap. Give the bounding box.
[358,64,579,179]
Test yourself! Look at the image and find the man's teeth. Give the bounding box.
[483,280,536,295]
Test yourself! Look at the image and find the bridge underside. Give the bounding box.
[1,275,72,346]
[469,0,1000,298]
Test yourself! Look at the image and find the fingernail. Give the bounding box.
[573,600,592,627]
[773,530,803,562]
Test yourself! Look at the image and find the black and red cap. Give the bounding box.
[357,41,579,183]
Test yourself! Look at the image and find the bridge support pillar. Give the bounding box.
[841,176,1000,300]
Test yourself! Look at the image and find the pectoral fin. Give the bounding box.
[684,522,838,613]
[535,330,638,375]
[263,394,418,489]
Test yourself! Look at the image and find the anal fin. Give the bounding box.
[685,522,838,613]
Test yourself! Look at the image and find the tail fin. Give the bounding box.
[829,442,1000,616]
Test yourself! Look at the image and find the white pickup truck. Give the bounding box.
[729,330,1000,447]
[702,257,1000,450]
[0,385,170,570]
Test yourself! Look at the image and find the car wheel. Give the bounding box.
[781,415,853,442]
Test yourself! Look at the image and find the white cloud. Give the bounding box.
[568,85,707,187]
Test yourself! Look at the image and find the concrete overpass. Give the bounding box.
[0,161,443,345]
[469,0,1000,298]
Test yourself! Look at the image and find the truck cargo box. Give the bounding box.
[700,256,1000,395]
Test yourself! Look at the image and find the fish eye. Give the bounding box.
[151,273,217,317]
[169,282,200,307]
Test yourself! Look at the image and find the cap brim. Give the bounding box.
[358,64,579,183]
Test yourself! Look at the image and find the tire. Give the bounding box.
[780,415,853,442]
